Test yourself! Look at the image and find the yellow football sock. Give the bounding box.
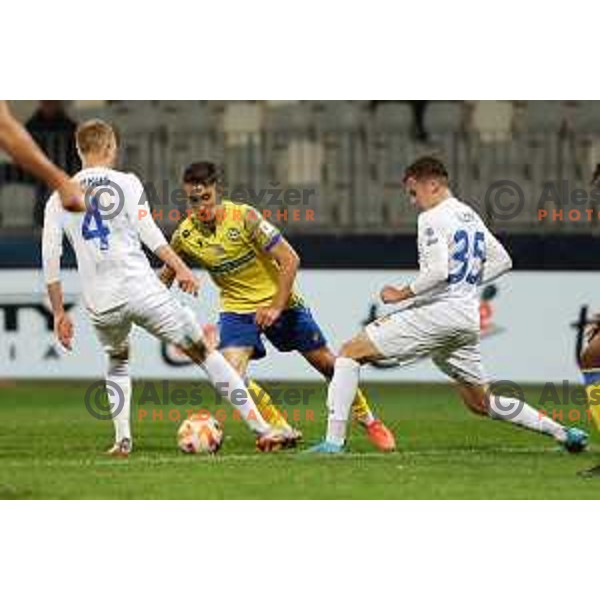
[247,380,291,430]
[351,387,375,425]
[583,369,600,431]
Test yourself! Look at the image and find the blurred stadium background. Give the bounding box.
[1,100,599,380]
[2,100,600,263]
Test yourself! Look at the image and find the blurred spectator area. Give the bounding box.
[2,100,600,236]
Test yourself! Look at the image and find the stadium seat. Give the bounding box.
[263,101,314,134]
[223,136,263,191]
[424,101,464,135]
[163,129,224,190]
[110,100,160,133]
[0,183,37,228]
[223,102,261,136]
[287,139,322,186]
[469,101,513,142]
[371,102,413,133]
[522,101,567,133]
[159,101,219,132]
[72,100,110,122]
[315,101,364,132]
[571,101,600,134]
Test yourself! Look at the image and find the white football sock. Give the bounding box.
[488,394,567,442]
[202,351,270,435]
[326,357,361,445]
[357,410,376,427]
[106,356,132,444]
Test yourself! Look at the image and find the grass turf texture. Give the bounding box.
[0,380,599,499]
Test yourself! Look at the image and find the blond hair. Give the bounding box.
[75,119,117,156]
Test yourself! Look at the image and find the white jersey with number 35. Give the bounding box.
[42,167,167,313]
[409,197,512,314]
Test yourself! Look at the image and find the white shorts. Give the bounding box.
[365,301,488,385]
[88,287,203,356]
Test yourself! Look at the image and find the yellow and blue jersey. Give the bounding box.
[171,200,304,313]
[170,200,326,359]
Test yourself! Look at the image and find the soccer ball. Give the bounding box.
[177,413,224,454]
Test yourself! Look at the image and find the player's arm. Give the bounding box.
[42,197,73,350]
[158,228,187,289]
[481,228,512,284]
[245,208,300,328]
[127,176,199,295]
[0,101,84,212]
[381,214,448,304]
[155,245,199,295]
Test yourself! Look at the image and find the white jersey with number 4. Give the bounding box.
[42,167,168,313]
[409,196,512,315]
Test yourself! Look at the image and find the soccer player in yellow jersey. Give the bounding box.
[578,163,600,476]
[159,161,396,451]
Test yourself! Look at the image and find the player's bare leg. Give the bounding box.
[302,346,395,451]
[454,382,587,453]
[577,318,600,475]
[579,319,600,431]
[307,332,385,453]
[181,339,285,451]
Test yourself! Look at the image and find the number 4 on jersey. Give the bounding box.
[82,197,110,250]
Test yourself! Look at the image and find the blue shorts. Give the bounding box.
[218,307,327,360]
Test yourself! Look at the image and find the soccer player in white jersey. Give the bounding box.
[308,156,588,453]
[42,119,285,456]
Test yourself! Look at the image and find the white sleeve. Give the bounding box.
[126,174,167,252]
[409,213,449,295]
[42,195,63,284]
[481,228,512,284]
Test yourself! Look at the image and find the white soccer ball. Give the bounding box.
[177,413,224,454]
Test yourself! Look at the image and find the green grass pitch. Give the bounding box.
[0,380,599,499]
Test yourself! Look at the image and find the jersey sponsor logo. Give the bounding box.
[206,251,256,275]
[458,211,475,223]
[424,226,438,245]
[226,228,241,241]
[209,245,227,258]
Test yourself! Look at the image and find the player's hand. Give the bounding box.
[255,306,282,329]
[585,312,600,343]
[202,323,220,352]
[57,177,86,212]
[380,285,405,304]
[175,266,200,296]
[54,312,74,350]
